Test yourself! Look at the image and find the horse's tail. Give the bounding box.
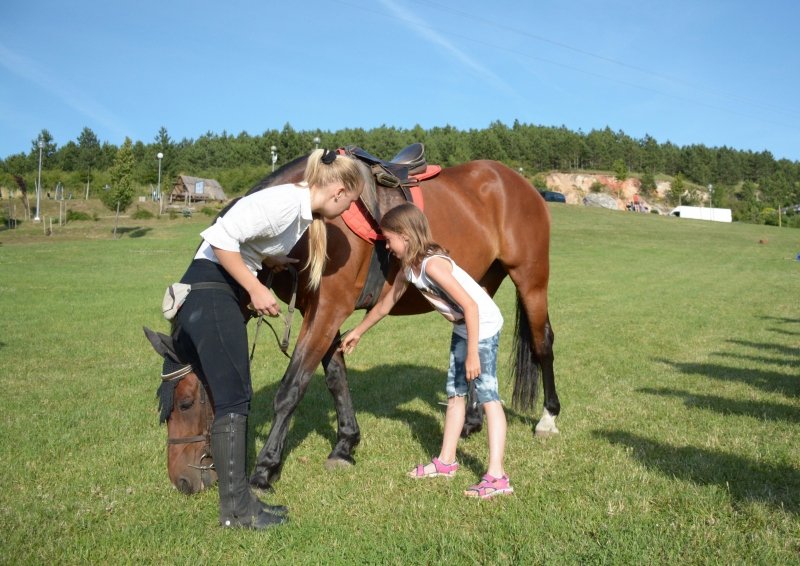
[510,292,540,412]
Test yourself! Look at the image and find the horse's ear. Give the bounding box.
[143,326,170,358]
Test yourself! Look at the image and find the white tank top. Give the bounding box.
[405,255,503,340]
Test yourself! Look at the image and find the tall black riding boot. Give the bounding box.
[210,413,288,529]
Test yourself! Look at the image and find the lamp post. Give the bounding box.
[271,145,278,172]
[34,140,43,221]
[707,184,713,222]
[157,152,164,213]
[313,136,320,150]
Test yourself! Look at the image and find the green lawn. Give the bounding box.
[1,204,798,564]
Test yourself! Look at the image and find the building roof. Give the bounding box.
[173,175,228,201]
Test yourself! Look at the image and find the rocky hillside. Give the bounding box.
[545,172,675,213]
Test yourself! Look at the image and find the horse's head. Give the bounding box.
[157,369,217,495]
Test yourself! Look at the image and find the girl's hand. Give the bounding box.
[264,256,299,273]
[340,332,361,355]
[465,351,481,381]
[248,284,281,317]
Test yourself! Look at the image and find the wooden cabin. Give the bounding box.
[170,175,227,203]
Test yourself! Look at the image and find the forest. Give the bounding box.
[2,121,799,226]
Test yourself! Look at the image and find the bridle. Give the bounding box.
[162,364,215,487]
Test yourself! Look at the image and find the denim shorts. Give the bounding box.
[446,330,501,404]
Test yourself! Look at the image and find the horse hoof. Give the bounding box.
[534,408,560,437]
[248,471,274,492]
[323,458,354,471]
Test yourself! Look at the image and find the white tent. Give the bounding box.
[669,206,732,223]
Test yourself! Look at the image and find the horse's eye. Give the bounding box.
[179,400,195,411]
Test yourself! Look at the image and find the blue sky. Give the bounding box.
[1,0,798,161]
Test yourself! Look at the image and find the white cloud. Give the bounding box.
[375,0,514,94]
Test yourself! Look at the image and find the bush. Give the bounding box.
[200,206,218,217]
[66,209,92,222]
[531,174,547,192]
[590,181,606,193]
[760,208,778,226]
[131,208,154,219]
[169,210,178,220]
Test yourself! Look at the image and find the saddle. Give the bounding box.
[343,143,427,188]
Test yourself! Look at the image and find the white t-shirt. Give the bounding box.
[405,255,503,340]
[195,183,313,275]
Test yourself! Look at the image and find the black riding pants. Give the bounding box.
[176,259,252,418]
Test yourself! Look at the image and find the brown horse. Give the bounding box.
[159,154,560,494]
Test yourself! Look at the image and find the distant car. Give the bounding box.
[538,190,566,203]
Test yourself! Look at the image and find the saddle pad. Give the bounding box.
[341,164,441,243]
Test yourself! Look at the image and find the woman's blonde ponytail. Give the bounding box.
[304,215,328,290]
[301,149,365,290]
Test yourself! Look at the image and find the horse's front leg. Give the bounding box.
[249,310,351,491]
[320,332,361,468]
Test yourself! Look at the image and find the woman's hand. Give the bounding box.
[465,350,481,382]
[248,284,281,317]
[263,256,299,273]
[339,332,361,355]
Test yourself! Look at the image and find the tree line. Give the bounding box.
[2,121,799,222]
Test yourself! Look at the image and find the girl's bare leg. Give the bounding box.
[437,396,465,464]
[483,400,507,478]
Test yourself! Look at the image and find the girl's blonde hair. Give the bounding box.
[302,149,364,289]
[379,203,448,272]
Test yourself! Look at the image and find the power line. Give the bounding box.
[331,0,800,132]
[407,0,800,120]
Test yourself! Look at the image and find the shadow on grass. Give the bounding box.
[637,387,800,424]
[247,363,535,478]
[115,226,153,238]
[757,316,800,324]
[594,430,800,514]
[659,360,800,398]
[769,327,800,337]
[726,339,800,358]
[710,351,800,369]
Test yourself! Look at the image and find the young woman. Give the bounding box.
[340,204,513,499]
[175,149,363,529]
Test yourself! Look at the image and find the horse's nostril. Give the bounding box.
[177,477,195,495]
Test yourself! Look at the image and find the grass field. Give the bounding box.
[1,202,799,564]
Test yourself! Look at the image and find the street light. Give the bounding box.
[708,184,713,222]
[157,152,164,213]
[313,136,320,150]
[34,140,43,221]
[271,145,278,172]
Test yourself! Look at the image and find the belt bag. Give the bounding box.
[162,282,234,320]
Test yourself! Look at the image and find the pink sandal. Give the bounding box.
[407,457,459,479]
[464,474,514,499]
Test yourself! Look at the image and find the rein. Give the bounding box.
[250,264,298,360]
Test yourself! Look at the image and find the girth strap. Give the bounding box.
[355,242,391,311]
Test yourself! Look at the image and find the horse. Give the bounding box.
[155,151,560,494]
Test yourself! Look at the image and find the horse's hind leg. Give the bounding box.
[321,332,361,469]
[507,272,561,436]
[534,314,559,436]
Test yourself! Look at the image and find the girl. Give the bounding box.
[340,203,513,499]
[176,149,363,529]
